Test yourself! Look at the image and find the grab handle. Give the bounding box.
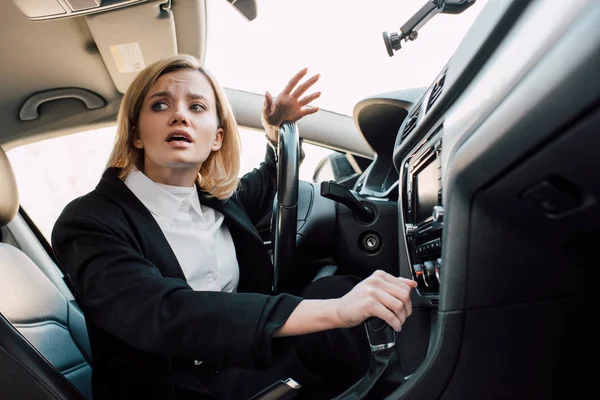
[20,88,105,121]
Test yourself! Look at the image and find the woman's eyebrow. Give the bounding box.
[148,91,207,101]
[188,93,208,101]
[149,91,171,100]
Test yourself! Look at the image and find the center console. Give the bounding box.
[401,124,444,296]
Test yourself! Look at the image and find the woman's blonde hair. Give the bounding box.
[106,53,241,200]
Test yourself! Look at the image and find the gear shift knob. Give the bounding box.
[364,318,396,352]
[332,319,400,399]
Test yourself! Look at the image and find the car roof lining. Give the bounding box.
[1,0,374,158]
[0,0,206,149]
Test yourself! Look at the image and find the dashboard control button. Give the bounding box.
[424,260,435,274]
[405,224,417,237]
[412,263,424,280]
[432,205,444,223]
[435,259,442,282]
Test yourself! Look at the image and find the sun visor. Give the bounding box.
[85,1,177,93]
[11,0,148,20]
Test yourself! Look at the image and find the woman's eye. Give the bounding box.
[151,102,168,111]
[190,103,206,112]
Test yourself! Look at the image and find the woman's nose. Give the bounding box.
[169,107,189,125]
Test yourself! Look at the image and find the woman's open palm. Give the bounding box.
[262,68,321,141]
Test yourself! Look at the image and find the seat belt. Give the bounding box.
[331,318,404,400]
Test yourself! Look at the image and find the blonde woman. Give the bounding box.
[51,54,417,400]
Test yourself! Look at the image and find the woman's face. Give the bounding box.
[134,69,223,185]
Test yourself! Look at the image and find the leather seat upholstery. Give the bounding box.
[0,147,91,399]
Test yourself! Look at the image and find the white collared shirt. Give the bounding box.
[124,169,239,292]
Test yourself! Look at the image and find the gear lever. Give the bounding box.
[364,318,396,352]
[331,318,401,400]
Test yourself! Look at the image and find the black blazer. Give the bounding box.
[51,145,302,400]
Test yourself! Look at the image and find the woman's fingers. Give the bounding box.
[301,105,319,117]
[381,280,413,317]
[263,69,321,126]
[371,270,416,292]
[335,271,416,330]
[299,91,321,106]
[282,67,309,95]
[370,300,403,332]
[374,286,409,326]
[362,270,416,328]
[263,91,274,116]
[380,273,417,299]
[379,270,417,287]
[291,73,321,99]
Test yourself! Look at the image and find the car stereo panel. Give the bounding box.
[402,125,444,296]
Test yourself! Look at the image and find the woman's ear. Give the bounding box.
[132,127,144,149]
[211,128,224,151]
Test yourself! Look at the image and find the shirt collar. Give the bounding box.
[124,169,202,223]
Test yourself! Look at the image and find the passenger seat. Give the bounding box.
[0,147,91,399]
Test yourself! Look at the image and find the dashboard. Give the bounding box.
[343,0,600,398]
[351,88,425,200]
[352,68,448,299]
[351,0,556,302]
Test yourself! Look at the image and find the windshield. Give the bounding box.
[204,0,489,116]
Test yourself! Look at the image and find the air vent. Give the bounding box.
[427,73,446,111]
[402,103,421,139]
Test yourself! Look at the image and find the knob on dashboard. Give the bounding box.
[405,223,417,239]
[432,206,444,223]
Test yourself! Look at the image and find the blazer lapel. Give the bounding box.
[198,188,274,294]
[197,189,263,243]
[95,168,187,281]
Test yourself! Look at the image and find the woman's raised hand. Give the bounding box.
[334,270,418,332]
[262,68,321,142]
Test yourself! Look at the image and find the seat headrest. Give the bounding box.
[0,147,18,227]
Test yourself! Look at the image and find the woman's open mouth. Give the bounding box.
[166,131,193,147]
[166,130,193,143]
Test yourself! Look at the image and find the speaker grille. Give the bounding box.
[64,0,102,12]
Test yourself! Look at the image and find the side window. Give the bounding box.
[7,126,118,242]
[7,126,337,241]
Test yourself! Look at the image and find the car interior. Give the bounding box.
[1,0,599,399]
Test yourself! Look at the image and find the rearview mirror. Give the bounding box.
[226,0,258,21]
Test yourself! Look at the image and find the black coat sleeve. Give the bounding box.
[51,207,302,370]
[238,144,278,226]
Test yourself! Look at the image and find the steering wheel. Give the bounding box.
[271,121,300,294]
